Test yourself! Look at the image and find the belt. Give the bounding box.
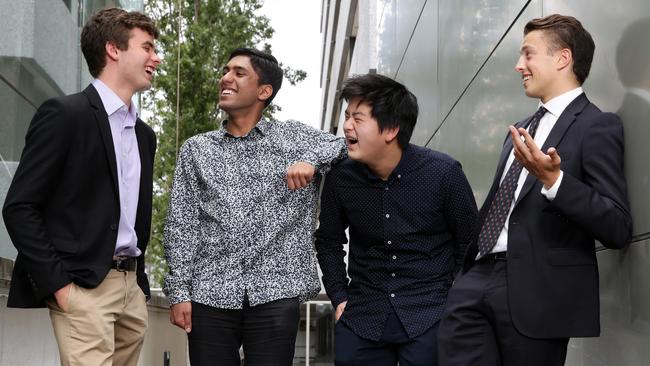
[111,256,137,272]
[479,251,508,261]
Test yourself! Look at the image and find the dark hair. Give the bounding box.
[228,48,283,107]
[524,14,595,85]
[81,8,159,78]
[340,74,418,149]
[616,18,650,88]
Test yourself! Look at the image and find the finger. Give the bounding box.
[287,173,297,190]
[289,175,300,190]
[518,128,540,152]
[173,310,185,329]
[298,175,308,188]
[547,147,561,165]
[184,308,192,333]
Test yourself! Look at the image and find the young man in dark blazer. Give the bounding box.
[2,8,160,365]
[438,14,632,366]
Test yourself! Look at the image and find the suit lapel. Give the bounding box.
[84,85,120,201]
[514,93,589,206]
[135,120,150,222]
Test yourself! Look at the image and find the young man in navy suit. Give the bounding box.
[3,8,160,365]
[438,14,632,366]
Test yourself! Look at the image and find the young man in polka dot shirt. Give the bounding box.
[316,73,478,365]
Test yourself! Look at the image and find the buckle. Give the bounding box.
[111,256,136,272]
[479,252,508,261]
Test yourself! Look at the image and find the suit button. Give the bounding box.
[110,224,117,231]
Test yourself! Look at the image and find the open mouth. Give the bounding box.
[145,66,155,76]
[346,137,358,147]
[221,88,236,96]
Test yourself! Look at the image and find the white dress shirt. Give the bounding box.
[490,87,583,254]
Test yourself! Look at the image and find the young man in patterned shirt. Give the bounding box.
[162,48,346,365]
[315,74,477,365]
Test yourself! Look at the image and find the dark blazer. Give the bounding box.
[2,85,156,308]
[463,93,632,338]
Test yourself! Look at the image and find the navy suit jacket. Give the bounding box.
[3,85,156,308]
[463,93,632,338]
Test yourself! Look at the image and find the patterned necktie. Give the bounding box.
[477,106,547,257]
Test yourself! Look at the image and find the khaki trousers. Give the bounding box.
[48,269,148,366]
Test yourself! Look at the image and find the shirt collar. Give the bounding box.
[218,117,269,138]
[91,79,137,127]
[361,144,413,182]
[538,87,583,118]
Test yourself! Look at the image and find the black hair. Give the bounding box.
[340,74,418,148]
[228,48,283,107]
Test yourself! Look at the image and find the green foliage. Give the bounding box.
[142,0,305,287]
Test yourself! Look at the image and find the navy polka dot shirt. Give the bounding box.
[315,144,478,341]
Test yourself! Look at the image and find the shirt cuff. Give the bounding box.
[541,170,564,200]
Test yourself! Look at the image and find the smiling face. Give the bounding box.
[343,97,395,165]
[116,27,160,93]
[515,30,567,102]
[218,55,271,114]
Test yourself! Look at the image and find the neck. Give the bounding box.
[225,111,263,136]
[97,75,134,106]
[541,80,580,104]
[366,144,404,181]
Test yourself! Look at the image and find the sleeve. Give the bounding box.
[314,171,350,308]
[2,98,73,300]
[550,112,632,249]
[288,120,347,174]
[443,161,479,271]
[162,140,202,305]
[541,170,563,200]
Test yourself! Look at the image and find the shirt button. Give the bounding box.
[391,273,396,277]
[390,293,395,298]
[385,214,390,218]
[392,255,397,260]
[387,240,392,245]
[397,174,401,179]
[385,187,389,191]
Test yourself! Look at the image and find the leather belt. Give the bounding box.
[111,256,137,272]
[479,252,508,261]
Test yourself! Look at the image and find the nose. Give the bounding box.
[514,55,525,73]
[152,52,162,65]
[343,115,354,131]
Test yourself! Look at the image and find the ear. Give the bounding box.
[556,48,572,71]
[105,41,120,62]
[383,126,400,144]
[257,84,273,103]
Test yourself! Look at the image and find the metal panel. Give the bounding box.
[376,0,426,77]
[427,1,542,204]
[438,0,537,125]
[394,0,437,146]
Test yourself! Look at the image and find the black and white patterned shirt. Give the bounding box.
[163,119,346,308]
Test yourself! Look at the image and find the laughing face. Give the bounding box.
[343,97,391,165]
[218,55,269,114]
[515,30,564,102]
[117,27,160,93]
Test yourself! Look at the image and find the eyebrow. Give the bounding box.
[222,65,248,73]
[520,45,534,54]
[142,41,157,52]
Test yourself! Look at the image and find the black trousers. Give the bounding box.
[335,312,439,366]
[437,260,568,366]
[188,297,300,366]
